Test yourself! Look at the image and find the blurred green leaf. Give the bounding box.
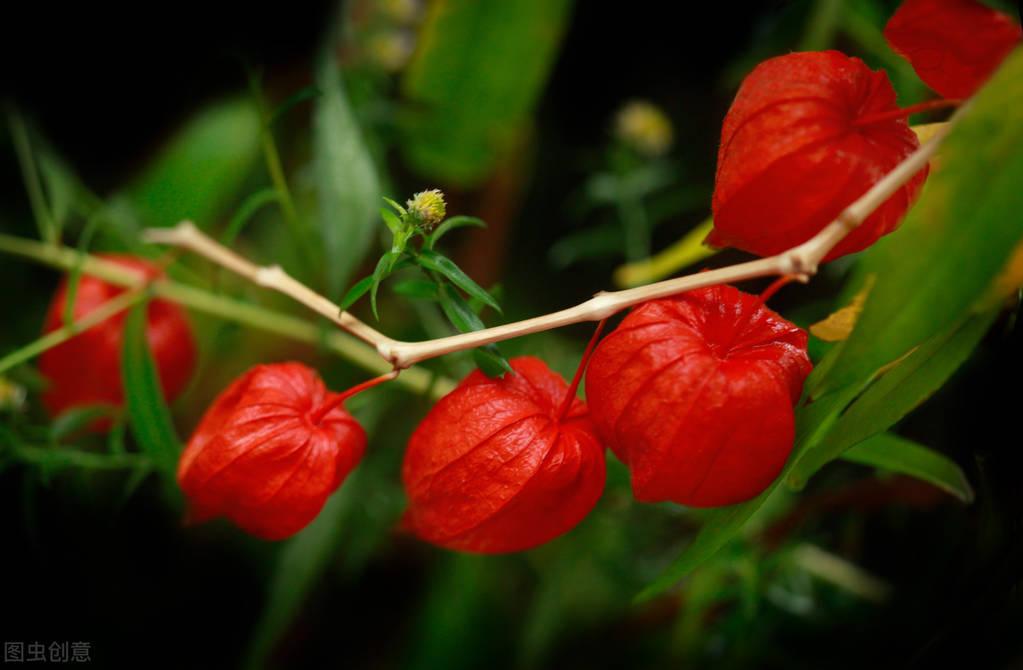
[244,486,355,670]
[789,311,997,487]
[123,97,261,228]
[221,188,279,245]
[49,405,117,441]
[842,433,974,503]
[819,49,1023,394]
[392,278,440,300]
[313,56,381,296]
[267,85,321,126]
[400,0,573,186]
[417,249,501,313]
[121,301,180,483]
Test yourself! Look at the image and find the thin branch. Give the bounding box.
[0,233,451,397]
[143,103,965,371]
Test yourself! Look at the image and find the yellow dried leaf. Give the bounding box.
[810,276,876,342]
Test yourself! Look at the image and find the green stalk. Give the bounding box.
[0,289,146,374]
[0,233,453,398]
[7,109,58,244]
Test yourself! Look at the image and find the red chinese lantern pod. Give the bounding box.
[177,362,367,540]
[884,0,1022,99]
[584,285,812,507]
[710,50,928,262]
[39,255,197,429]
[402,356,607,554]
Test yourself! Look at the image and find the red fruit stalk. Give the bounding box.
[710,50,928,262]
[39,255,197,426]
[178,363,381,540]
[402,356,607,553]
[884,0,1022,99]
[585,285,812,507]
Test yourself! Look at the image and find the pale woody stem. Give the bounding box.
[143,103,965,372]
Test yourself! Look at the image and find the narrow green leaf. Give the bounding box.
[121,301,181,482]
[425,216,486,249]
[7,108,57,243]
[381,207,403,234]
[789,311,997,487]
[339,275,375,311]
[314,56,381,295]
[122,97,261,228]
[417,249,501,313]
[50,405,117,441]
[244,485,355,670]
[268,85,321,126]
[437,284,511,376]
[382,196,407,217]
[370,251,398,319]
[220,188,279,245]
[392,278,440,300]
[842,433,974,503]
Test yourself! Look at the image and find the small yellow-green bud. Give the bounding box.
[406,189,447,229]
[367,31,415,72]
[614,100,674,157]
[0,377,26,412]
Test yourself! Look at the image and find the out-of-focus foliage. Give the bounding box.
[399,0,573,186]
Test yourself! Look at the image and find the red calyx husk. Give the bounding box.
[402,356,607,553]
[177,362,368,540]
[710,50,928,262]
[884,0,1022,99]
[39,255,197,429]
[584,285,812,507]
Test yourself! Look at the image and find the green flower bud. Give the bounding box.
[406,189,447,230]
[614,100,674,157]
[0,377,26,412]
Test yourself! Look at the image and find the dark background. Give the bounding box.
[3,1,1022,668]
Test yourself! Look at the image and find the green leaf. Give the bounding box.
[417,249,502,314]
[313,56,381,296]
[818,50,1023,394]
[220,188,279,245]
[370,251,398,319]
[392,278,441,300]
[339,275,375,311]
[268,85,321,126]
[425,216,486,250]
[123,97,261,228]
[437,284,512,376]
[120,301,181,484]
[789,311,997,487]
[244,485,356,670]
[381,207,403,234]
[50,405,117,441]
[399,0,573,186]
[841,433,974,503]
[382,196,407,217]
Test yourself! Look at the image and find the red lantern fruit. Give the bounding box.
[39,255,197,427]
[178,362,368,540]
[709,50,928,262]
[402,356,606,553]
[884,0,1022,99]
[585,285,812,507]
